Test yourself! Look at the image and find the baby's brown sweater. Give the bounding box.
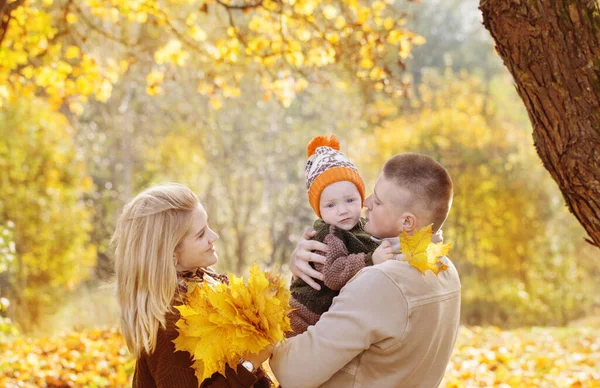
[288,218,379,336]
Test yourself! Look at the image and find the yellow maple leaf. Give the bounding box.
[173,263,291,382]
[400,224,452,275]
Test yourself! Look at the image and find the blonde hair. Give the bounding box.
[112,183,199,358]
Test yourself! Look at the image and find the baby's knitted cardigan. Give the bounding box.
[288,218,380,336]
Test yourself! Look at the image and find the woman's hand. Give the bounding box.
[242,344,275,370]
[290,227,328,290]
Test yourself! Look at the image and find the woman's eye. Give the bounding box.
[327,203,335,208]
[346,199,354,203]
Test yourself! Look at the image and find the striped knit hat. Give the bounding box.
[304,135,365,218]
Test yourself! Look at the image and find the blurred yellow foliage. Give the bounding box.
[0,97,96,331]
[0,0,420,108]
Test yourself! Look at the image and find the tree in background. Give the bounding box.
[480,0,600,248]
[0,0,422,294]
[0,0,422,110]
[0,97,96,331]
[69,41,369,278]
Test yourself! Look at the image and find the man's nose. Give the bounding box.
[364,195,373,209]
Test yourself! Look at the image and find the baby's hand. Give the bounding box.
[373,240,394,265]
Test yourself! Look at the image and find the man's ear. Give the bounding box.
[400,213,417,234]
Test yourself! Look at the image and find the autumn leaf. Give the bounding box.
[173,263,292,382]
[400,224,452,275]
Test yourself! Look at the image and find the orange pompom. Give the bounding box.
[307,135,340,157]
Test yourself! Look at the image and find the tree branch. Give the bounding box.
[215,0,264,11]
[0,0,25,46]
[72,3,134,46]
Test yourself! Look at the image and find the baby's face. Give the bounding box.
[319,181,362,230]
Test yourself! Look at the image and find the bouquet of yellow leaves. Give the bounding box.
[399,224,453,275]
[173,263,292,383]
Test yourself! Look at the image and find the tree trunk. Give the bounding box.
[479,0,600,248]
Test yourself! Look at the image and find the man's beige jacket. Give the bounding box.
[270,258,461,388]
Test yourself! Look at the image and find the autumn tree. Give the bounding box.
[480,0,600,248]
[0,0,423,111]
[0,0,425,286]
[0,97,96,330]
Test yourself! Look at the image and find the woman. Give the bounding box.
[112,183,272,387]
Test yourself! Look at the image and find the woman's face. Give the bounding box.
[175,204,219,271]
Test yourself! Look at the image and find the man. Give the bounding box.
[269,153,461,387]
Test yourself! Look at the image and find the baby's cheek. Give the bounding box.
[321,210,336,224]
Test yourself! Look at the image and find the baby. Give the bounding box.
[288,135,394,336]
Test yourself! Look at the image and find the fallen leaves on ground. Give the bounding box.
[1,326,599,387]
[443,326,600,387]
[0,328,133,387]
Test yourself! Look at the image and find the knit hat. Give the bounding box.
[304,135,365,218]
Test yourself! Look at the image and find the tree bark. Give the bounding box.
[480,0,600,248]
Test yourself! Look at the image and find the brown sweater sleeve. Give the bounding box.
[201,364,271,388]
[319,232,367,291]
[134,318,199,388]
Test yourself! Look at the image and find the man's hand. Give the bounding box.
[290,227,328,290]
[372,240,394,265]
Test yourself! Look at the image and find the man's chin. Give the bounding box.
[364,223,384,239]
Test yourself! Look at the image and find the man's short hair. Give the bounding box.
[383,153,453,232]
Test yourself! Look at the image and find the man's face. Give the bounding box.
[363,174,411,238]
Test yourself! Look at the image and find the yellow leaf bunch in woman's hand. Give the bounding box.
[173,264,292,382]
